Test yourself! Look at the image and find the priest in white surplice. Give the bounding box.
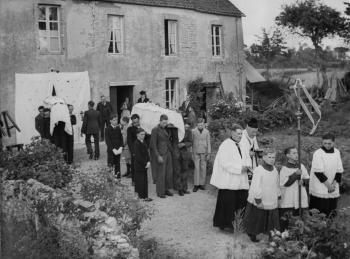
[210,124,250,232]
[240,118,260,171]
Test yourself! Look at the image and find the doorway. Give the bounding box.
[110,85,134,120]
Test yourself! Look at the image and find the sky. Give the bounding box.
[230,0,348,49]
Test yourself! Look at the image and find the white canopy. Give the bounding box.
[131,103,185,141]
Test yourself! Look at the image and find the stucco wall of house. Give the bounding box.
[0,0,245,142]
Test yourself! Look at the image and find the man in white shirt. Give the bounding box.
[309,132,344,217]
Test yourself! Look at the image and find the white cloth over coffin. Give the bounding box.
[131,103,185,141]
[44,96,72,136]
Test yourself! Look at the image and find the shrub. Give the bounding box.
[79,167,153,239]
[208,107,295,136]
[1,138,73,188]
[262,209,350,259]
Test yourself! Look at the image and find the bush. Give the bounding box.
[208,107,296,136]
[79,167,153,239]
[208,94,242,120]
[262,209,350,259]
[1,138,73,188]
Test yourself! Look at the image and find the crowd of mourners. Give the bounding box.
[31,90,344,243]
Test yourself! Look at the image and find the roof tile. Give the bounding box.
[86,0,243,17]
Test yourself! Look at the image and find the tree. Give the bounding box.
[276,0,346,85]
[341,2,350,43]
[250,28,286,80]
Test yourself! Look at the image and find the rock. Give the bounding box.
[73,199,95,212]
[117,243,130,249]
[128,248,140,259]
[83,210,108,221]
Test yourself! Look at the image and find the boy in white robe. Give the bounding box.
[309,133,344,217]
[279,147,309,230]
[243,148,281,242]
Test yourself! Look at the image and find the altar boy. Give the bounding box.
[279,147,309,230]
[243,148,281,242]
[309,133,344,217]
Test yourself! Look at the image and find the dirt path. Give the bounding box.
[74,143,262,259]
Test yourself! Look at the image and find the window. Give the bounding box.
[211,25,222,56]
[165,78,178,108]
[38,5,62,53]
[165,20,177,55]
[108,16,123,54]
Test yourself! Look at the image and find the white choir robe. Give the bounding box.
[310,148,344,199]
[210,138,249,190]
[247,165,281,210]
[279,164,309,209]
[239,129,259,169]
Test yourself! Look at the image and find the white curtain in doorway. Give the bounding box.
[15,71,91,145]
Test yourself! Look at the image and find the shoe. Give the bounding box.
[193,186,199,192]
[249,234,258,243]
[116,172,121,179]
[198,185,206,190]
[94,156,99,160]
[122,172,131,177]
[89,154,93,159]
[165,190,173,196]
[144,198,153,202]
[183,190,190,194]
[178,191,184,196]
[158,195,166,198]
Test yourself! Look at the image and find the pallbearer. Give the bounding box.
[309,133,344,217]
[210,124,249,232]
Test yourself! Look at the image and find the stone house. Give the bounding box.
[0,0,246,119]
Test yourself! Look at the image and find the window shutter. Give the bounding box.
[59,6,65,53]
[164,20,169,55]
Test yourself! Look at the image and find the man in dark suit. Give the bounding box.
[137,90,150,103]
[134,128,152,201]
[179,95,192,118]
[35,106,45,137]
[177,123,193,195]
[105,114,123,178]
[66,104,77,164]
[127,114,140,183]
[150,114,173,198]
[82,101,100,160]
[42,108,52,141]
[96,95,113,141]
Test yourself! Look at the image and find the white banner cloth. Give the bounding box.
[131,103,185,141]
[15,71,90,144]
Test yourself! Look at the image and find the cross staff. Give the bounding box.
[295,81,303,217]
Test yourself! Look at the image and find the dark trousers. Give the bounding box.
[100,118,110,140]
[155,152,173,196]
[52,122,68,160]
[108,152,120,176]
[85,133,100,157]
[309,195,338,217]
[131,154,135,183]
[174,157,189,191]
[135,170,148,199]
[66,133,74,164]
[213,189,248,229]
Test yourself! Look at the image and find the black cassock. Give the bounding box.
[133,139,150,199]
